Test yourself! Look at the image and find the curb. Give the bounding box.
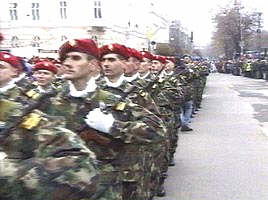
[260,123,268,138]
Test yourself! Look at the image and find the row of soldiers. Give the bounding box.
[0,36,209,200]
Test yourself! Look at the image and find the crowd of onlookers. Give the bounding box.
[212,57,268,80]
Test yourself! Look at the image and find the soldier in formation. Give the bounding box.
[0,33,209,200]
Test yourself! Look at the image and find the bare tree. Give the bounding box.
[211,1,261,59]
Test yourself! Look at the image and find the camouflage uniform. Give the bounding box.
[145,72,183,196]
[175,65,195,130]
[97,76,164,200]
[0,84,103,200]
[45,83,166,200]
[190,64,202,111]
[162,72,185,159]
[198,64,209,107]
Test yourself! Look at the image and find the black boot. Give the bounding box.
[156,178,166,197]
[168,156,175,166]
[156,184,166,197]
[181,125,193,132]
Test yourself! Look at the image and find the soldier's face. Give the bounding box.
[183,57,192,64]
[62,52,93,80]
[33,69,55,86]
[0,61,19,87]
[139,58,151,74]
[125,57,140,76]
[165,60,175,72]
[151,60,163,74]
[55,63,65,76]
[100,54,126,78]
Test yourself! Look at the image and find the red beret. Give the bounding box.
[140,51,154,60]
[99,43,130,59]
[0,51,22,71]
[32,58,50,64]
[33,61,58,74]
[166,56,176,63]
[153,55,166,64]
[128,48,143,61]
[59,39,99,61]
[0,33,3,43]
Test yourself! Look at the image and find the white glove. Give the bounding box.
[84,108,115,134]
[0,152,7,160]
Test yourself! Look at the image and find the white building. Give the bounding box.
[0,0,172,58]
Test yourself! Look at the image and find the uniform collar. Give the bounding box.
[92,73,101,80]
[0,80,16,93]
[104,75,126,88]
[138,72,150,79]
[0,73,25,93]
[36,86,45,93]
[68,78,97,97]
[164,70,174,76]
[125,73,139,82]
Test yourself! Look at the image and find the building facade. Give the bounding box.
[0,0,152,58]
[0,0,192,58]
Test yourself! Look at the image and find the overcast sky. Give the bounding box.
[150,0,268,47]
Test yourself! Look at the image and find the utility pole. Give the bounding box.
[234,0,244,57]
[256,12,262,56]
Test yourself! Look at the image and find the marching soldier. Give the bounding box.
[32,61,58,93]
[149,55,184,196]
[98,43,165,200]
[45,39,165,200]
[138,51,155,81]
[178,56,195,132]
[124,48,142,83]
[0,51,102,200]
[163,56,176,77]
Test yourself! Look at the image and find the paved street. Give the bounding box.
[156,73,268,200]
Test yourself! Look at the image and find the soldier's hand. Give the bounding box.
[85,108,115,134]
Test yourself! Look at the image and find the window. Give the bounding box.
[61,35,68,41]
[11,36,19,47]
[94,1,102,18]
[32,3,40,20]
[91,35,98,42]
[9,3,18,20]
[60,1,67,19]
[32,36,40,47]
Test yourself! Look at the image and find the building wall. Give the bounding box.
[0,0,170,58]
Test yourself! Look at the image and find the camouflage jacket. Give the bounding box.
[0,85,104,200]
[147,74,184,114]
[175,66,195,101]
[98,78,160,116]
[45,83,165,182]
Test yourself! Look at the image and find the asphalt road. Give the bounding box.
[156,73,268,200]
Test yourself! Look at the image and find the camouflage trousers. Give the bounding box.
[142,141,167,199]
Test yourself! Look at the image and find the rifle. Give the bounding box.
[79,127,112,146]
[0,90,56,142]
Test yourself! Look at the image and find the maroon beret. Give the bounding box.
[32,58,50,64]
[33,61,58,74]
[153,55,166,64]
[166,56,176,63]
[140,51,154,60]
[0,51,22,71]
[99,43,130,59]
[0,33,3,43]
[59,39,99,61]
[128,48,143,61]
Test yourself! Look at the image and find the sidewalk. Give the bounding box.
[157,73,268,200]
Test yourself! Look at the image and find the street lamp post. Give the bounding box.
[256,12,262,55]
[239,10,244,56]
